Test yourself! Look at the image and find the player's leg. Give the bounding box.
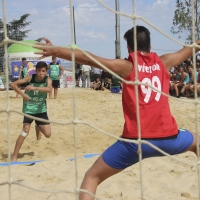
[80,141,128,200]
[35,124,42,141]
[79,140,139,200]
[54,87,58,99]
[79,155,123,200]
[53,80,59,99]
[35,112,51,140]
[11,116,32,161]
[184,131,199,154]
[40,124,51,138]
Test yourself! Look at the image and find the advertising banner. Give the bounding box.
[66,75,73,88]
[11,60,60,78]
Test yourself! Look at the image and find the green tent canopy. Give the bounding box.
[7,40,42,53]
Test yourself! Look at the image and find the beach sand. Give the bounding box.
[0,88,199,200]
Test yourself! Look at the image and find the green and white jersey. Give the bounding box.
[22,74,48,114]
[49,62,60,80]
[20,65,28,79]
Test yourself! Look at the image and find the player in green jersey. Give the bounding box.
[48,56,64,99]
[10,61,52,162]
[16,57,28,97]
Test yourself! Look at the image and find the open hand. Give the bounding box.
[34,38,54,59]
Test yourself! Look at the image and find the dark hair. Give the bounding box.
[188,64,193,69]
[36,61,48,70]
[124,26,151,52]
[52,56,56,59]
[174,67,178,71]
[22,57,26,61]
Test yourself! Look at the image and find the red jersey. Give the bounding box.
[122,52,178,139]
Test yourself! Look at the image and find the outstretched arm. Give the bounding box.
[160,40,200,71]
[34,38,133,78]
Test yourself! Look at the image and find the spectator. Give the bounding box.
[169,66,175,78]
[196,62,200,69]
[82,64,91,88]
[189,67,200,96]
[196,51,200,62]
[174,66,189,98]
[91,77,101,90]
[75,63,81,87]
[169,67,181,96]
[78,64,83,87]
[101,70,111,90]
[90,67,94,82]
[92,67,102,80]
[180,65,198,97]
[101,76,111,91]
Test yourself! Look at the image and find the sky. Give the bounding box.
[1,0,187,59]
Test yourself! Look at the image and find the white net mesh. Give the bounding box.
[1,0,200,199]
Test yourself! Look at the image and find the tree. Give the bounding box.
[171,0,200,43]
[0,14,31,71]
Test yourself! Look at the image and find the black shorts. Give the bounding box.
[75,73,79,80]
[52,80,60,88]
[23,112,50,126]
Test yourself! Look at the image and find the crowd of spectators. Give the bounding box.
[169,58,200,98]
[75,63,122,93]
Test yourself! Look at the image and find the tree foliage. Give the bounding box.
[171,0,200,43]
[0,14,31,71]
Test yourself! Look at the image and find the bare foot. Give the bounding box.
[35,125,42,141]
[11,156,17,162]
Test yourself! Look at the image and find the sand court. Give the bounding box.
[0,88,200,199]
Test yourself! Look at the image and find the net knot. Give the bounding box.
[68,44,78,50]
[9,178,13,184]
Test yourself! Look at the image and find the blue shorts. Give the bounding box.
[103,129,193,169]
